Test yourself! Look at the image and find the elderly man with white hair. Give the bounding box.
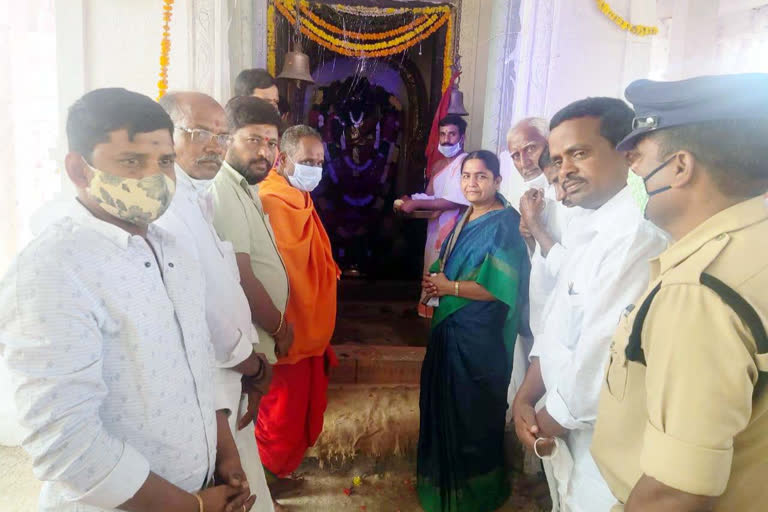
[499,117,551,210]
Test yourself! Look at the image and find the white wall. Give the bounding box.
[54,0,191,167]
[543,0,655,118]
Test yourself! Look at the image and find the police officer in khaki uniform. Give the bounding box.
[592,73,768,511]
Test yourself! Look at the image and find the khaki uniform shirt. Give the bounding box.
[592,196,768,511]
[210,162,289,363]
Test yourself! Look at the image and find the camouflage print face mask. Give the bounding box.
[83,158,176,225]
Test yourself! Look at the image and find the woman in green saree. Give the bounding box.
[418,150,530,512]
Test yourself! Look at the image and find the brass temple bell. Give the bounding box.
[278,42,315,84]
[446,82,469,116]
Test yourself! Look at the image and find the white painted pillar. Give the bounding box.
[666,0,720,79]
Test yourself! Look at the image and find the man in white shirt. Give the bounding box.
[157,91,274,511]
[504,119,565,404]
[512,97,668,512]
[0,88,253,512]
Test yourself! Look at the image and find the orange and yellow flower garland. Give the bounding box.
[300,5,429,41]
[442,11,454,93]
[275,0,450,57]
[269,0,455,94]
[267,2,277,76]
[596,0,658,36]
[157,0,174,100]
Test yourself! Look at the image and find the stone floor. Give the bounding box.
[0,446,548,512]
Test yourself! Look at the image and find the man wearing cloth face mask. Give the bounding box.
[156,91,274,512]
[592,74,768,512]
[256,125,340,482]
[395,115,470,317]
[0,88,254,512]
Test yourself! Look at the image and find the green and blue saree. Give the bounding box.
[417,198,530,512]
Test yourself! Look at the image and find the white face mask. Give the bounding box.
[287,159,323,192]
[438,141,463,158]
[524,173,549,192]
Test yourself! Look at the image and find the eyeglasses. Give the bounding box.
[176,126,233,147]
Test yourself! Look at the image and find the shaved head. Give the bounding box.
[159,91,229,179]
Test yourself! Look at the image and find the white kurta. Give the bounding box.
[0,202,217,512]
[507,183,581,421]
[420,153,470,273]
[530,186,668,512]
[156,166,273,512]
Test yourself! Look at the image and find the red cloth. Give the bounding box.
[424,71,459,179]
[255,347,338,477]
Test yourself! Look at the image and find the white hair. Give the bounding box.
[506,117,549,147]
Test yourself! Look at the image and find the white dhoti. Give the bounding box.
[218,369,274,512]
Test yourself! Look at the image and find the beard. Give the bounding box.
[228,154,272,185]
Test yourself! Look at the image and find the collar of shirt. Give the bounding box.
[655,195,768,275]
[67,199,175,250]
[565,185,636,245]
[219,160,253,197]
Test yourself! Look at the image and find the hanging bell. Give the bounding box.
[277,48,315,84]
[446,83,469,116]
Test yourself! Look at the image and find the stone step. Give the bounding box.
[331,344,426,386]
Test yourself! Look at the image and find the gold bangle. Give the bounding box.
[454,281,460,296]
[269,312,284,337]
[193,492,204,512]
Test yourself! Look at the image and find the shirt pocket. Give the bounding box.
[605,316,632,401]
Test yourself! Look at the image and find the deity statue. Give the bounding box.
[309,78,402,277]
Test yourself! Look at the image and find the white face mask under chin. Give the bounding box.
[438,141,463,158]
[188,176,214,193]
[524,173,549,191]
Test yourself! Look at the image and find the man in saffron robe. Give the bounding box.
[256,125,340,482]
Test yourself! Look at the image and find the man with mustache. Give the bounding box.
[157,91,275,511]
[395,114,470,318]
[0,88,254,512]
[512,97,667,511]
[210,97,293,509]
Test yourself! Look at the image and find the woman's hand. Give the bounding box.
[423,272,453,298]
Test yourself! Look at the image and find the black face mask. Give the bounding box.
[642,155,676,198]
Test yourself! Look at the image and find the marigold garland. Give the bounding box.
[267,2,277,76]
[442,11,454,93]
[269,0,455,91]
[301,5,428,41]
[157,0,174,100]
[275,0,449,56]
[596,0,658,36]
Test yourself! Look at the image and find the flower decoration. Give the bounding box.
[274,0,451,57]
[596,0,658,36]
[157,0,174,100]
[267,2,277,76]
[270,0,456,92]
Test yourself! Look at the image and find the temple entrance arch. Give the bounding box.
[270,1,452,279]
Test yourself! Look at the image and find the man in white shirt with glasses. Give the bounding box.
[157,91,275,511]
